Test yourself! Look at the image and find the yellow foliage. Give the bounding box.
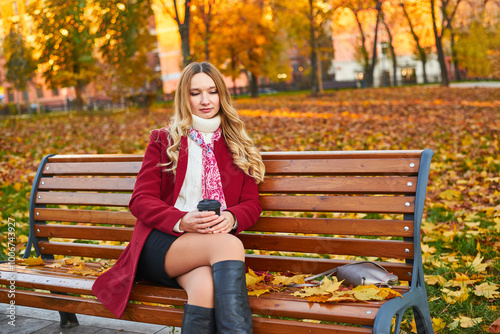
[19,255,45,266]
[442,286,469,304]
[473,282,500,299]
[272,274,307,286]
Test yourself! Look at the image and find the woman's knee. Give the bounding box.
[210,234,245,263]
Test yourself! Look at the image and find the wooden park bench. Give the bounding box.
[0,149,435,333]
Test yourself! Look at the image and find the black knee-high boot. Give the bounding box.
[181,303,216,334]
[212,260,253,333]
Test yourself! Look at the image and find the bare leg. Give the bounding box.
[176,266,214,308]
[164,233,245,306]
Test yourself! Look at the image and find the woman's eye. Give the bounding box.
[209,90,218,94]
[190,92,200,96]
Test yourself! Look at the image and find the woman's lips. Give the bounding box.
[200,108,212,113]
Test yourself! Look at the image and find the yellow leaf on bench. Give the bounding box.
[248,289,270,297]
[349,284,384,301]
[272,274,307,286]
[20,256,45,266]
[67,264,99,276]
[246,268,266,286]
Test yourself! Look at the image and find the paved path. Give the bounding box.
[0,304,179,334]
[450,81,500,88]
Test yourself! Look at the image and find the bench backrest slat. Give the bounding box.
[34,208,136,226]
[260,195,415,214]
[38,177,136,192]
[44,162,142,176]
[36,225,131,242]
[239,234,414,259]
[248,217,414,236]
[259,176,418,194]
[264,158,419,175]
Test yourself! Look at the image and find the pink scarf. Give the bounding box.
[189,127,227,210]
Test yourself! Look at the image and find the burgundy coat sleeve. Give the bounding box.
[226,173,261,234]
[128,130,187,236]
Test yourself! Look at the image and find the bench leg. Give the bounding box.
[413,303,434,334]
[59,311,79,328]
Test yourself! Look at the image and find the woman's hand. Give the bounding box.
[179,210,235,234]
[210,211,235,234]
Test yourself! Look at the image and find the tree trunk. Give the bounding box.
[317,53,323,93]
[451,32,461,81]
[16,90,21,115]
[179,24,191,66]
[353,10,369,87]
[250,73,258,98]
[367,0,382,88]
[309,0,318,96]
[381,14,397,86]
[401,2,428,84]
[430,0,449,86]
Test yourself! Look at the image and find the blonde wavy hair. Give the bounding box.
[163,62,265,184]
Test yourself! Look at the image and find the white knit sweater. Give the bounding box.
[173,115,236,233]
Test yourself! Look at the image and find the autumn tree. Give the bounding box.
[454,21,494,77]
[430,0,463,86]
[400,1,433,83]
[343,0,372,87]
[94,0,157,110]
[29,0,97,111]
[272,0,333,94]
[3,24,37,114]
[210,0,284,97]
[158,0,192,66]
[366,0,382,88]
[190,0,221,62]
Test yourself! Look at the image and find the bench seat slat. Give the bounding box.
[260,195,415,214]
[43,162,142,176]
[244,254,414,280]
[239,234,414,259]
[38,177,136,191]
[0,288,374,333]
[38,241,125,259]
[250,217,414,237]
[35,224,132,242]
[34,208,136,225]
[264,159,420,175]
[259,176,418,194]
[35,192,131,207]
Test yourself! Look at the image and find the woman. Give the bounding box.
[92,62,265,334]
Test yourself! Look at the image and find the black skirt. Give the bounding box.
[135,228,182,289]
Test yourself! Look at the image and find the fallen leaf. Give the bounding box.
[474,282,500,299]
[272,274,307,286]
[20,256,45,266]
[246,268,266,286]
[432,317,447,332]
[458,316,482,328]
[248,289,269,297]
[442,286,469,304]
[490,317,500,333]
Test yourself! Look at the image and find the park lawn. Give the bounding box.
[1,86,499,333]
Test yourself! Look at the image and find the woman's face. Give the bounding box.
[189,72,220,119]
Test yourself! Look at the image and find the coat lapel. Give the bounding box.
[173,136,188,201]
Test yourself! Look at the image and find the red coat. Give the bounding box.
[92,128,262,318]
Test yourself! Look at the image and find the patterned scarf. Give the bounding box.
[189,127,227,210]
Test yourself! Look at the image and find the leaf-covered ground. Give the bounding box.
[1,86,499,333]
